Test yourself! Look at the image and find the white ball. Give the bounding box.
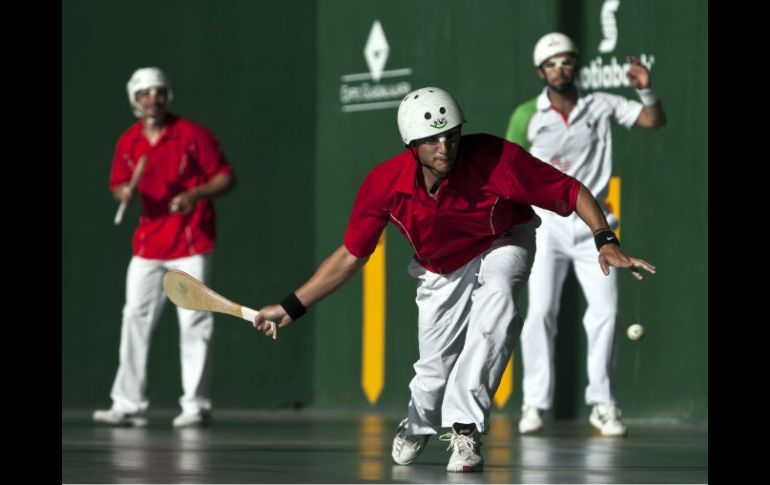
[627,323,645,341]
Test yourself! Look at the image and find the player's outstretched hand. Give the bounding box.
[598,244,656,281]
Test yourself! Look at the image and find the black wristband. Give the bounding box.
[594,229,620,251]
[280,292,307,321]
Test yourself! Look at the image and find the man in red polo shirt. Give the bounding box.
[93,67,235,429]
[253,87,654,472]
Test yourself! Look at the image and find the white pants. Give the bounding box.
[521,211,619,409]
[109,253,214,415]
[405,217,538,435]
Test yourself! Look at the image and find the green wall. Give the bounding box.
[311,0,707,422]
[63,0,707,422]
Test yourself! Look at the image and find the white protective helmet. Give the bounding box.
[397,87,465,145]
[126,67,173,117]
[533,32,578,67]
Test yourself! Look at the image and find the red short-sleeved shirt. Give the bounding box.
[343,133,580,274]
[109,115,233,259]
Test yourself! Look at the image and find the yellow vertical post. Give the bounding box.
[494,355,514,408]
[606,176,622,239]
[362,231,386,405]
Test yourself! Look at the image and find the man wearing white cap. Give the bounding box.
[93,67,235,428]
[506,33,666,437]
[253,87,655,472]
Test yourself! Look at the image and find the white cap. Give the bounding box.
[533,32,578,67]
[397,87,465,145]
[126,67,173,117]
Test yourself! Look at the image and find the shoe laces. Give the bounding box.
[394,421,422,452]
[439,430,479,455]
[394,429,408,449]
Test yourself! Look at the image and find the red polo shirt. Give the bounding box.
[343,133,580,274]
[109,115,233,259]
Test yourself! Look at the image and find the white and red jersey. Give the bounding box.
[522,88,642,227]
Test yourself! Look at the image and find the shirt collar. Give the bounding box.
[127,114,180,142]
[394,141,467,196]
[536,86,591,112]
[395,149,420,195]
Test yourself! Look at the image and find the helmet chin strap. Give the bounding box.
[428,178,443,195]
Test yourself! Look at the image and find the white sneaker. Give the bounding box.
[173,411,210,428]
[439,425,484,473]
[391,418,429,465]
[589,404,627,437]
[92,409,148,427]
[518,405,543,434]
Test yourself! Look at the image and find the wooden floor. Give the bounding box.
[62,409,707,483]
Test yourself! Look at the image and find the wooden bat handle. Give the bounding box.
[240,306,259,322]
[113,155,147,226]
[114,202,128,225]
